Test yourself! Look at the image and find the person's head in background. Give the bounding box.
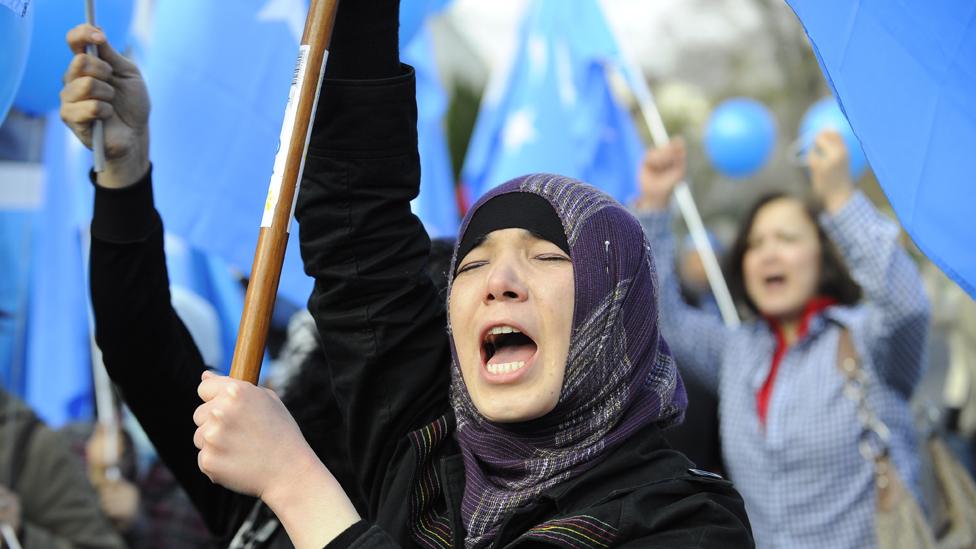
[725,193,861,335]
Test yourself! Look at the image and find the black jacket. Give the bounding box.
[90,67,752,548]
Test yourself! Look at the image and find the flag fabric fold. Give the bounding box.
[404,25,459,238]
[786,0,976,298]
[462,0,643,205]
[144,0,312,306]
[145,0,458,301]
[22,113,93,426]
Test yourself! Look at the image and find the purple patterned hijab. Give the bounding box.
[447,174,687,548]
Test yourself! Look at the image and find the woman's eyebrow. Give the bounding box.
[470,234,489,249]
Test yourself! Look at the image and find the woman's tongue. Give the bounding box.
[488,342,537,366]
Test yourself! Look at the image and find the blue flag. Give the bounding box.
[23,113,93,426]
[163,234,245,374]
[145,0,459,303]
[0,0,29,17]
[786,0,976,298]
[144,0,312,307]
[400,0,451,48]
[461,0,643,204]
[0,211,32,395]
[403,26,459,239]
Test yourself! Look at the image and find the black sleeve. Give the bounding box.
[296,68,452,515]
[89,168,252,539]
[618,476,754,548]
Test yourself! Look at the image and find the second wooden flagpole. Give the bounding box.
[230,0,340,384]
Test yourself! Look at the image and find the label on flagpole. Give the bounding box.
[262,45,311,230]
[287,49,329,229]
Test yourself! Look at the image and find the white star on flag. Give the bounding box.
[502,108,538,152]
[257,0,306,44]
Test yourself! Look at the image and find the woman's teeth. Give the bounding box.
[486,361,525,374]
[488,325,520,335]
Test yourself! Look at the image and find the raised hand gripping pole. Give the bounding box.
[230,0,340,383]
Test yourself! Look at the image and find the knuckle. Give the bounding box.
[80,76,95,96]
[204,424,220,445]
[198,450,212,473]
[75,54,90,75]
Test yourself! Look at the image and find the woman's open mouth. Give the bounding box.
[481,325,538,380]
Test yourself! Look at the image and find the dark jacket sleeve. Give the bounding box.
[296,67,452,517]
[616,483,754,548]
[89,169,251,540]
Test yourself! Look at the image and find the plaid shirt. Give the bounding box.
[640,192,929,549]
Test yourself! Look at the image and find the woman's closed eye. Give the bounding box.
[775,231,801,243]
[456,260,487,275]
[534,253,570,262]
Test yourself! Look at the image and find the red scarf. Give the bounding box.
[757,296,837,427]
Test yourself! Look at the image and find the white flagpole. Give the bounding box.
[81,227,121,482]
[91,335,120,481]
[84,0,106,172]
[1,523,22,549]
[614,58,740,328]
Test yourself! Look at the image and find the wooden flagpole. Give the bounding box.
[229,0,340,383]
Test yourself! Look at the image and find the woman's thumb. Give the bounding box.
[94,33,134,73]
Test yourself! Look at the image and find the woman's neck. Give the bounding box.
[766,296,839,347]
[778,319,801,346]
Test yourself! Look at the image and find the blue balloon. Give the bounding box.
[799,97,869,181]
[14,0,133,115]
[704,98,777,179]
[0,5,33,125]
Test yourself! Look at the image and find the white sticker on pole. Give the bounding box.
[262,45,310,229]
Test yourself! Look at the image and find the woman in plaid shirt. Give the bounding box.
[636,132,929,548]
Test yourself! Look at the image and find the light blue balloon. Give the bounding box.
[14,0,133,115]
[799,97,869,181]
[0,5,33,125]
[704,98,777,179]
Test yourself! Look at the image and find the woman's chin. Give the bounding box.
[474,393,558,424]
[756,298,806,321]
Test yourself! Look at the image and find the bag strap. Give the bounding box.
[835,329,895,483]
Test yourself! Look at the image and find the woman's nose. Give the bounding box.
[484,259,528,303]
[755,241,781,264]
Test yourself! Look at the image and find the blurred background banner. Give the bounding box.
[461,0,643,205]
[404,24,460,239]
[0,3,32,125]
[0,0,458,423]
[2,0,974,426]
[22,112,94,426]
[14,0,134,116]
[0,0,30,16]
[787,0,976,299]
[142,0,312,307]
[143,0,458,304]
